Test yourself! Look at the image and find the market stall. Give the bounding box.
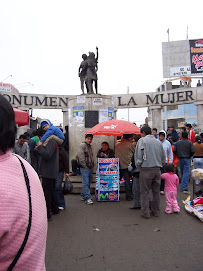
[86,119,140,201]
[86,119,140,137]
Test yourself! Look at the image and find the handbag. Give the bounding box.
[7,156,32,271]
[63,177,73,195]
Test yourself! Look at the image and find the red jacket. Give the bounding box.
[188,128,195,143]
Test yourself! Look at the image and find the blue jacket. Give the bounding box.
[40,119,65,143]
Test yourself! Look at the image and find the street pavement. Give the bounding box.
[45,181,203,271]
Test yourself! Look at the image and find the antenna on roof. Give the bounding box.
[167,28,169,42]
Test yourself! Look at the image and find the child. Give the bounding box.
[161,163,180,214]
[40,119,65,146]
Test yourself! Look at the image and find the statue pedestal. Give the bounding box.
[63,94,115,172]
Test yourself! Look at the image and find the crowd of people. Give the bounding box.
[1,90,203,269]
[6,105,203,218]
[77,124,203,220]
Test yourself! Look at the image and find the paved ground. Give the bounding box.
[46,182,203,271]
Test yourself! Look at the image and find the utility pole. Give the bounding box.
[186,25,188,40]
[127,86,129,121]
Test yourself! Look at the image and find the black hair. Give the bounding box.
[102,141,109,146]
[36,128,45,137]
[123,134,133,140]
[165,163,175,173]
[195,135,201,144]
[0,95,17,153]
[181,127,186,131]
[152,128,157,132]
[182,131,188,139]
[140,126,151,135]
[133,134,141,142]
[159,131,165,137]
[186,123,192,129]
[24,132,30,138]
[85,134,93,139]
[19,134,28,140]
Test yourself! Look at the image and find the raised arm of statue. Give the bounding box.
[96,47,99,62]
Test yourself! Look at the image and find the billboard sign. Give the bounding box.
[0,83,19,92]
[190,39,203,74]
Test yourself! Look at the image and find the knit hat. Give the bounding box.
[41,120,50,128]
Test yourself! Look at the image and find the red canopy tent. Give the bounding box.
[13,108,29,127]
[86,119,140,136]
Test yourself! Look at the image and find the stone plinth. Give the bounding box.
[64,94,115,172]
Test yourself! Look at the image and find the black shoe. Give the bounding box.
[129,207,141,210]
[52,209,60,215]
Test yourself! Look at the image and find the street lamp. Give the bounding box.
[1,74,12,85]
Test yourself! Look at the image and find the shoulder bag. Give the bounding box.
[7,156,32,271]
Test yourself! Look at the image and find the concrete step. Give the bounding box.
[68,174,125,194]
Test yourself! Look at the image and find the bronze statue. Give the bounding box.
[78,47,98,94]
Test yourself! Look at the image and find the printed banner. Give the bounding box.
[189,39,203,74]
[96,158,120,201]
[73,106,84,127]
[108,107,114,120]
[99,108,108,123]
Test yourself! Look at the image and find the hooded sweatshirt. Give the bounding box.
[158,130,173,164]
[40,119,65,143]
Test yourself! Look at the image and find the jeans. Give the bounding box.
[55,171,66,208]
[80,168,93,200]
[160,164,166,191]
[193,158,203,169]
[120,168,133,200]
[132,175,141,208]
[179,158,191,191]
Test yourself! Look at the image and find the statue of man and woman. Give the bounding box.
[78,47,98,94]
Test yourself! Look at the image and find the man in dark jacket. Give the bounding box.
[173,131,195,193]
[36,138,59,220]
[97,142,115,158]
[167,126,179,142]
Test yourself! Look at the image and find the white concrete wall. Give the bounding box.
[162,40,191,78]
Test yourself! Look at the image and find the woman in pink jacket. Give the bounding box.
[161,163,180,214]
[0,95,47,270]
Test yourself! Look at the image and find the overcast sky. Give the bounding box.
[0,0,202,125]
